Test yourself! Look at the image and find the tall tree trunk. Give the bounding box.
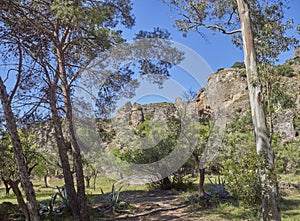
[236,0,281,220]
[57,49,89,221]
[0,78,40,221]
[48,81,80,218]
[8,180,30,221]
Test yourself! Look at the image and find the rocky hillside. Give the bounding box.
[112,50,300,144]
[33,49,300,152]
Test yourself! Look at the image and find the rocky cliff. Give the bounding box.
[195,55,300,143]
[113,53,300,144]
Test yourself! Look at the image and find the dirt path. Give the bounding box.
[92,190,195,220]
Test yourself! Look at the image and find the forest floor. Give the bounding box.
[1,174,300,220]
[90,186,300,221]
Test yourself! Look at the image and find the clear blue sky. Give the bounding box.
[2,1,299,108]
[122,0,300,72]
[116,0,300,105]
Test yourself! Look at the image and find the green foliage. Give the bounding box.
[275,64,295,77]
[167,0,299,62]
[259,64,296,112]
[118,118,180,164]
[276,92,295,109]
[114,117,198,189]
[220,110,262,215]
[0,130,42,181]
[222,151,262,212]
[274,141,300,173]
[293,114,300,137]
[231,61,245,69]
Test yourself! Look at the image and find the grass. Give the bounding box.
[1,174,300,220]
[0,176,148,205]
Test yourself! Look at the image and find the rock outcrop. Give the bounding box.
[195,68,249,123]
[116,101,178,126]
[294,47,300,58]
[194,62,300,143]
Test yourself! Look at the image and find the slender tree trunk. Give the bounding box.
[0,78,40,221]
[57,48,89,221]
[44,175,49,188]
[236,0,281,220]
[193,153,205,197]
[85,176,91,188]
[48,82,80,218]
[8,180,30,221]
[2,177,11,195]
[93,171,97,191]
[198,168,205,197]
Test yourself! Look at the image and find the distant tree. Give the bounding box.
[0,131,41,199]
[116,118,180,190]
[231,61,245,69]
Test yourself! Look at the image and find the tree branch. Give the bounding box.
[203,24,241,35]
[9,42,22,104]
[189,3,241,35]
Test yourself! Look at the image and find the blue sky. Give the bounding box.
[122,0,300,71]
[116,0,300,105]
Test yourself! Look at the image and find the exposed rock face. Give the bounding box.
[116,101,132,123]
[131,104,144,126]
[273,110,296,141]
[294,47,300,58]
[113,65,300,144]
[195,69,249,123]
[115,101,178,126]
[195,67,300,143]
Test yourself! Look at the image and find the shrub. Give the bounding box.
[275,64,295,77]
[219,110,262,217]
[231,61,245,69]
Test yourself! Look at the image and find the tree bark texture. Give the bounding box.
[0,77,40,221]
[8,179,29,220]
[193,153,205,197]
[198,168,205,197]
[57,48,89,221]
[48,80,80,218]
[236,0,281,220]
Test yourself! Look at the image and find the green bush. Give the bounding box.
[219,111,262,217]
[231,61,245,69]
[274,141,300,173]
[293,114,300,137]
[275,64,295,77]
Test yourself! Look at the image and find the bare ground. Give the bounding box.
[91,189,196,221]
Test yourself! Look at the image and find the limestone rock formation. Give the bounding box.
[294,47,300,58]
[195,69,249,123]
[115,101,178,126]
[195,66,300,143]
